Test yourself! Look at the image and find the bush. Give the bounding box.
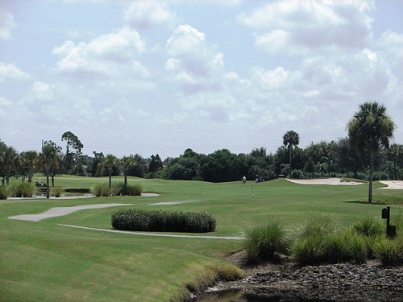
[290,235,324,265]
[346,231,368,264]
[111,209,216,233]
[10,182,35,197]
[373,238,403,266]
[352,216,384,237]
[299,215,335,239]
[92,183,110,197]
[243,221,288,263]
[322,232,349,263]
[373,171,389,181]
[52,187,63,197]
[125,183,143,196]
[290,169,304,179]
[0,186,8,199]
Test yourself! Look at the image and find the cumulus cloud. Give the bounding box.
[377,30,403,71]
[0,62,30,82]
[238,0,374,54]
[52,27,147,78]
[124,0,176,29]
[0,8,15,41]
[165,24,225,94]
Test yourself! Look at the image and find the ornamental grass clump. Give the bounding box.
[111,209,216,233]
[243,220,288,264]
[10,182,35,197]
[352,215,384,237]
[373,238,403,266]
[0,186,8,199]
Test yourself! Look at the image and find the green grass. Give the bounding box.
[1,176,403,301]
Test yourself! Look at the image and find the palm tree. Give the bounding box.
[39,141,62,198]
[283,130,300,175]
[104,154,119,194]
[120,156,134,195]
[347,102,395,203]
[20,150,38,182]
[1,145,19,185]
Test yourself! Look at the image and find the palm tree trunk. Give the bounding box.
[368,150,374,203]
[46,173,50,199]
[289,145,292,176]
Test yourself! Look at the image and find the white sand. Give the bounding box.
[286,178,363,185]
[379,180,403,190]
[8,203,132,222]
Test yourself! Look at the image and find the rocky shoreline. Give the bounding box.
[196,255,403,301]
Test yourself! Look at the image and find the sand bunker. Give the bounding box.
[379,180,403,190]
[8,203,131,222]
[287,178,363,185]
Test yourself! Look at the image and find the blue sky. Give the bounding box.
[1,0,402,159]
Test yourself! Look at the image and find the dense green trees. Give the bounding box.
[1,103,402,187]
[347,102,396,203]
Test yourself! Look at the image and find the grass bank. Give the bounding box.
[1,176,402,301]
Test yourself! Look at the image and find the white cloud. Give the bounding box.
[0,8,15,41]
[238,0,374,54]
[52,27,147,78]
[377,30,403,71]
[0,62,30,82]
[124,1,176,29]
[165,25,226,95]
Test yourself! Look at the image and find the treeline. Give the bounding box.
[1,133,402,184]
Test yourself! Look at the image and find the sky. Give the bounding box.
[0,0,402,159]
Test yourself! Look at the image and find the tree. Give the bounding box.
[283,130,300,175]
[347,102,395,203]
[120,156,133,194]
[20,150,38,182]
[61,131,83,175]
[103,154,119,193]
[0,145,19,185]
[148,154,163,174]
[39,141,62,198]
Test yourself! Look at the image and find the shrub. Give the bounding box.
[92,183,112,197]
[243,221,288,263]
[290,169,304,179]
[352,216,384,237]
[290,235,324,265]
[111,209,216,233]
[0,186,8,199]
[373,238,403,266]
[10,182,35,197]
[322,232,349,263]
[52,187,63,197]
[346,231,367,264]
[125,183,143,196]
[299,215,335,239]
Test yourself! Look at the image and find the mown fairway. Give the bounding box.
[1,176,402,301]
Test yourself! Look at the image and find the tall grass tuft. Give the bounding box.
[352,215,384,237]
[346,231,367,264]
[290,235,324,265]
[243,220,288,264]
[322,232,350,263]
[373,238,403,266]
[299,214,335,239]
[0,186,8,199]
[10,182,35,197]
[125,183,143,196]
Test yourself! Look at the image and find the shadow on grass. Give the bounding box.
[346,200,383,205]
